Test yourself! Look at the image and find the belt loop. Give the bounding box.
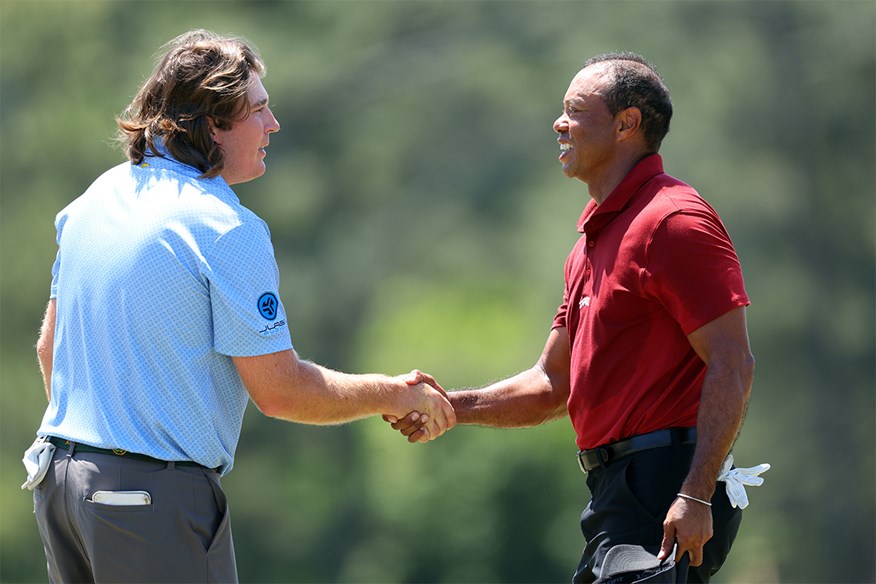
[166,461,176,471]
[66,440,76,457]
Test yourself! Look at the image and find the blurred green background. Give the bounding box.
[1,1,873,582]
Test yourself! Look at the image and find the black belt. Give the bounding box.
[577,427,697,473]
[48,436,205,469]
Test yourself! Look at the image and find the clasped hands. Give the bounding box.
[384,370,453,443]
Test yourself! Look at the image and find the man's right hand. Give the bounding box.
[385,370,454,443]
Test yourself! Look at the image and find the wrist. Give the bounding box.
[676,492,712,507]
[679,469,718,502]
[447,391,478,425]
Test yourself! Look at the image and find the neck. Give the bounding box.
[586,150,653,205]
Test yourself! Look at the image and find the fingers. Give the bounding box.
[388,370,456,444]
[402,370,425,386]
[409,370,449,397]
[660,498,712,567]
[385,411,428,439]
[686,544,704,567]
[383,410,435,444]
[407,428,430,443]
[422,396,449,440]
[657,523,676,562]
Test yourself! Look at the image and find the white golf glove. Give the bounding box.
[21,436,56,491]
[717,453,770,509]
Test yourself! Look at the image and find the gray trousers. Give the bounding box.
[34,443,238,583]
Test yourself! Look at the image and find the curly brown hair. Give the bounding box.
[116,30,265,178]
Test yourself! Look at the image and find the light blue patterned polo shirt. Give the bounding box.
[37,146,293,474]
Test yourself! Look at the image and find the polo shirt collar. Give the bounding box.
[576,153,665,235]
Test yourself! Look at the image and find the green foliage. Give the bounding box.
[2,1,874,582]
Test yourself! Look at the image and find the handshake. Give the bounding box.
[383,369,456,444]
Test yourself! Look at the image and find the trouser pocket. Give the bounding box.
[202,468,238,583]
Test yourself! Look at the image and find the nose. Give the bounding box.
[266,107,280,134]
[553,113,568,134]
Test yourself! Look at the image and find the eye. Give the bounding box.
[250,101,270,116]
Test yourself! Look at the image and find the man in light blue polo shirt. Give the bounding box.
[29,29,454,583]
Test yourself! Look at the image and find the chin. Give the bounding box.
[240,167,268,185]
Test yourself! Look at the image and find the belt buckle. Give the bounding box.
[577,448,609,473]
[577,451,587,473]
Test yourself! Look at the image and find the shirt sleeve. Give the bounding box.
[643,206,750,335]
[49,249,60,299]
[552,250,574,330]
[205,219,293,357]
[49,209,69,299]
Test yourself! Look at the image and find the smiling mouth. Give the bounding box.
[558,143,573,163]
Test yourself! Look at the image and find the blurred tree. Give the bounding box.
[1,1,873,583]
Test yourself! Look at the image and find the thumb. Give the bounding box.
[657,525,676,561]
[403,370,424,386]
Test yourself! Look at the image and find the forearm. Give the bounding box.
[450,366,568,427]
[681,356,754,499]
[236,349,454,442]
[248,353,401,424]
[450,327,571,428]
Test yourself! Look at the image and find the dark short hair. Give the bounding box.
[583,52,672,152]
[116,30,265,178]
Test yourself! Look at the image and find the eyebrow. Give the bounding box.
[251,97,269,108]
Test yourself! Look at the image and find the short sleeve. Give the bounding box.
[552,252,573,330]
[205,220,293,356]
[644,208,749,335]
[50,210,69,299]
[50,249,60,299]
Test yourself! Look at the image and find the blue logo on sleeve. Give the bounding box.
[257,292,279,320]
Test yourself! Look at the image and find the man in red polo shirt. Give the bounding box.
[389,52,755,582]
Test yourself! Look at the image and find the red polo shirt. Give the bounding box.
[553,154,749,450]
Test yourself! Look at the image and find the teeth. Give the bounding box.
[560,143,572,152]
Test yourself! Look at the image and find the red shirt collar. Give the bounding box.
[576,153,665,235]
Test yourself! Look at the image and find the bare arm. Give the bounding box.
[391,327,571,441]
[36,299,56,402]
[660,306,755,565]
[232,349,456,441]
[451,327,571,426]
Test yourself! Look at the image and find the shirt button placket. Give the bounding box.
[584,239,595,281]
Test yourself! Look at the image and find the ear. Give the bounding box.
[615,107,642,142]
[207,116,221,144]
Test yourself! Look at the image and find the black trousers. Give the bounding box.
[572,443,742,583]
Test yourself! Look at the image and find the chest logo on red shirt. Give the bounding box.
[578,296,591,309]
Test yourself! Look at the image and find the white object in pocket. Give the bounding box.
[92,490,152,506]
[21,436,56,490]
